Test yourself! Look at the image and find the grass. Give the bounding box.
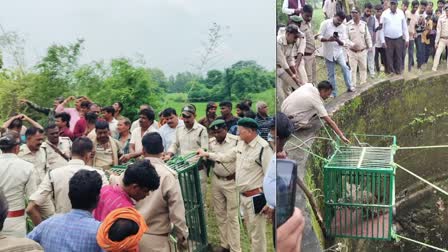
[160,89,276,119]
[204,178,275,251]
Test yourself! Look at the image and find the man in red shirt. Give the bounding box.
[73,101,91,139]
[55,112,74,140]
[93,159,160,221]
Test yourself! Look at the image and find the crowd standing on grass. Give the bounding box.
[0,95,274,252]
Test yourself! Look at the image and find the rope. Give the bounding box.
[394,163,448,197]
[398,145,448,150]
[392,232,448,252]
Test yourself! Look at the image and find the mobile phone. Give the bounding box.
[333,31,339,37]
[252,193,267,214]
[276,159,297,228]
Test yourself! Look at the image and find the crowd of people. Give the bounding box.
[278,0,448,102]
[0,95,275,252]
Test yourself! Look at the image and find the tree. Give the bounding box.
[94,58,163,121]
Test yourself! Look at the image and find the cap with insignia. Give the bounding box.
[351,7,360,13]
[237,118,259,129]
[209,119,226,130]
[0,133,20,148]
[289,15,303,23]
[182,105,196,116]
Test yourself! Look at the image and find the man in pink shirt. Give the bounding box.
[93,159,160,221]
[56,96,92,132]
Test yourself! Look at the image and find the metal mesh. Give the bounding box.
[324,135,396,241]
[326,147,394,170]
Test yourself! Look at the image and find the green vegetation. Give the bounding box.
[161,88,276,119]
[0,39,274,125]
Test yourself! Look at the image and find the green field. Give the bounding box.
[159,88,276,119]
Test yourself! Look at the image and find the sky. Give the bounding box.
[0,0,275,75]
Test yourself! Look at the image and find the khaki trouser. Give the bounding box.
[240,195,266,252]
[1,216,26,238]
[348,49,368,87]
[139,233,174,252]
[276,68,300,105]
[199,169,207,206]
[432,38,448,71]
[303,53,317,84]
[296,60,308,84]
[212,175,241,252]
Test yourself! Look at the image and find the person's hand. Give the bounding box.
[196,148,209,158]
[119,154,131,163]
[261,205,274,223]
[162,153,173,161]
[327,36,337,42]
[176,236,188,251]
[291,74,300,85]
[294,8,301,15]
[19,99,28,105]
[405,41,409,48]
[277,208,305,252]
[277,151,287,159]
[336,38,344,46]
[382,43,387,48]
[16,114,26,120]
[340,135,351,144]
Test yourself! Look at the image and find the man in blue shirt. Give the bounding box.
[27,170,103,252]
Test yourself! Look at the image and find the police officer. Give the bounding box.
[277,24,302,104]
[42,124,71,170]
[110,132,188,251]
[199,118,274,252]
[208,120,241,252]
[347,7,373,86]
[0,132,37,237]
[166,105,209,204]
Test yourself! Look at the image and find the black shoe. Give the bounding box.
[214,246,230,252]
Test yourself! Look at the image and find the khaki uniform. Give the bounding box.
[209,135,274,252]
[347,20,373,86]
[0,153,37,238]
[300,20,317,84]
[29,159,109,214]
[0,235,43,251]
[111,157,188,252]
[18,145,47,185]
[168,121,208,204]
[433,15,448,71]
[42,137,72,170]
[92,136,121,170]
[209,134,241,252]
[277,33,300,105]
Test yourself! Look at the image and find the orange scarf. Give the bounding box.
[97,207,148,252]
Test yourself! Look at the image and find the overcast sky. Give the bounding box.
[0,0,275,75]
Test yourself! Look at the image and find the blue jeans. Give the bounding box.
[325,54,352,96]
[408,41,415,71]
[415,38,425,68]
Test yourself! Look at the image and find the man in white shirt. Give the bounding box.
[281,81,350,143]
[101,106,119,138]
[0,132,37,237]
[282,0,302,16]
[323,0,338,19]
[318,11,355,97]
[120,109,158,162]
[158,108,184,152]
[130,105,159,132]
[380,0,409,74]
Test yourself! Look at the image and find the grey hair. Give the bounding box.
[256,101,268,111]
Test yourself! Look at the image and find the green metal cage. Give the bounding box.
[111,153,208,252]
[324,134,397,240]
